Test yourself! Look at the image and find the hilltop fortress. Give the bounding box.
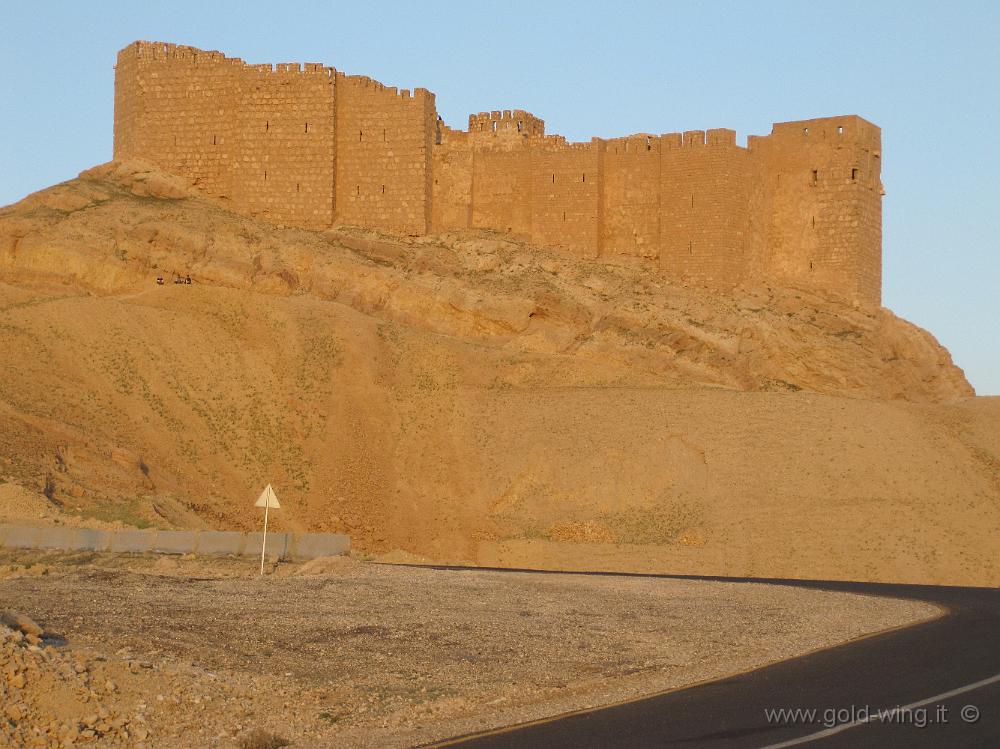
[114,41,883,304]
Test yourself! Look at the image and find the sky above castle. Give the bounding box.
[2,1,997,394]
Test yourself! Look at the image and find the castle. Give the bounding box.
[114,41,884,305]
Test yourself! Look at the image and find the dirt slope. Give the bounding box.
[1,162,997,586]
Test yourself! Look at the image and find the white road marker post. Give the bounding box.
[255,484,281,576]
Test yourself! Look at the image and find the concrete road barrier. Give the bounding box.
[1,526,41,550]
[71,528,113,552]
[289,532,351,561]
[0,525,349,561]
[246,532,291,560]
[35,527,81,551]
[108,529,154,554]
[152,530,198,555]
[196,531,246,557]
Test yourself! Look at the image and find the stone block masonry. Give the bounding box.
[115,41,883,305]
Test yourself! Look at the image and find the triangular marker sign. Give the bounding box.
[255,484,281,508]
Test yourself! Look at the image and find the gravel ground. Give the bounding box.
[0,551,938,748]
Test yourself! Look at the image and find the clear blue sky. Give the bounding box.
[2,1,997,394]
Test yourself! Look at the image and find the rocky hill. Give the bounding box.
[1,161,972,401]
[1,162,997,585]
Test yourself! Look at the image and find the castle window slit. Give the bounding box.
[812,170,818,185]
[851,168,858,181]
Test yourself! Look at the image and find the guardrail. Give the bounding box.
[0,525,349,561]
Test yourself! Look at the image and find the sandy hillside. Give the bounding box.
[1,161,997,585]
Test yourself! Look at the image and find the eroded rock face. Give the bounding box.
[0,160,972,402]
[2,162,996,585]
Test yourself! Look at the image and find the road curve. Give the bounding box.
[412,570,999,749]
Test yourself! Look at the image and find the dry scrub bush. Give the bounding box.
[238,728,291,749]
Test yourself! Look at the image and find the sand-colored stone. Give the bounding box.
[113,41,882,304]
[0,610,43,637]
[0,164,995,586]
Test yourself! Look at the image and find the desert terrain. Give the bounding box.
[1,161,997,587]
[0,550,938,749]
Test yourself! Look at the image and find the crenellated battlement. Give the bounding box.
[468,109,544,137]
[121,41,337,77]
[534,136,600,152]
[646,129,739,149]
[766,115,880,148]
[706,128,737,146]
[335,72,434,103]
[604,134,659,154]
[115,41,882,305]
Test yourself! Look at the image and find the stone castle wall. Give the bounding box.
[114,43,337,228]
[334,74,436,235]
[114,41,883,305]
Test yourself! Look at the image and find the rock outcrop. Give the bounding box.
[1,163,997,586]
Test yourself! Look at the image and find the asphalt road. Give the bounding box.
[420,572,1000,749]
